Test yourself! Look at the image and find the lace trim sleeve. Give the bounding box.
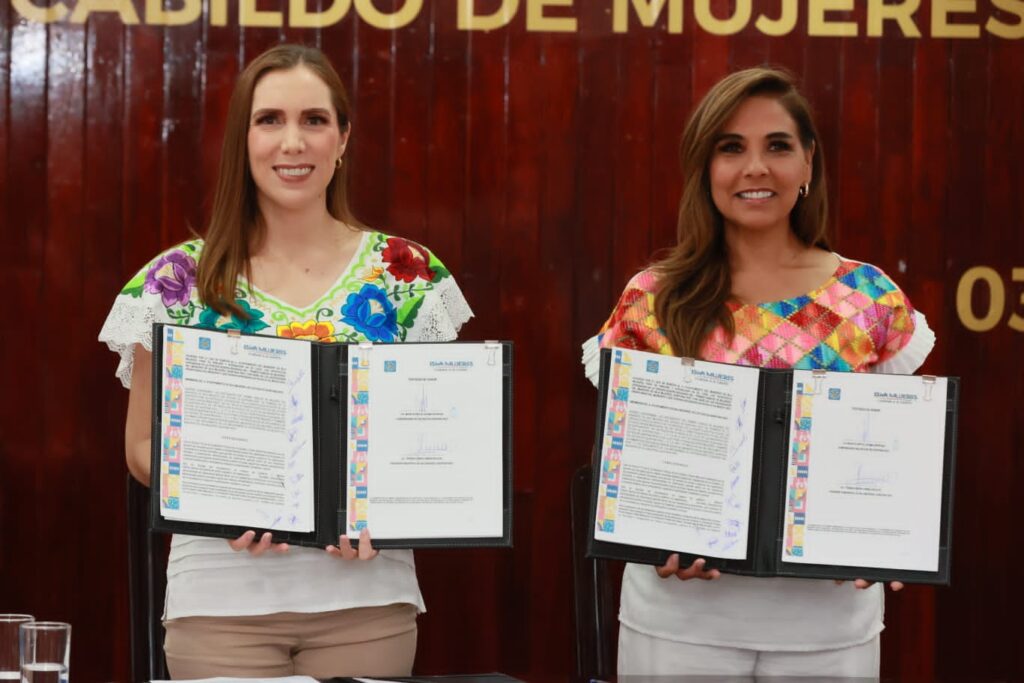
[98,295,165,389]
[581,334,603,388]
[408,280,475,343]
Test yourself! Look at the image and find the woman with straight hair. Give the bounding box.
[100,44,472,678]
[583,67,934,676]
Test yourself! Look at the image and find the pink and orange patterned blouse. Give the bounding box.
[581,255,936,651]
[590,256,923,374]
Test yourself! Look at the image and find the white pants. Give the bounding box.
[619,623,880,679]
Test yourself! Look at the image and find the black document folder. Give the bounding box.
[587,347,958,585]
[150,323,513,550]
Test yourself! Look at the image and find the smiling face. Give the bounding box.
[708,95,814,236]
[247,65,349,215]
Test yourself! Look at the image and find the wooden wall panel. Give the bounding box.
[2,12,50,658]
[612,29,655,287]
[422,0,467,272]
[1,2,1022,680]
[874,26,931,681]
[82,18,132,675]
[0,0,8,262]
[649,31,688,255]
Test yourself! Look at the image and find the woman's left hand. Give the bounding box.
[835,579,904,591]
[326,528,379,561]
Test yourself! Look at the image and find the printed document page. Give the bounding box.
[593,348,760,560]
[346,343,504,539]
[782,370,947,571]
[158,326,315,531]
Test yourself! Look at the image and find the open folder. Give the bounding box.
[587,347,958,584]
[150,323,513,549]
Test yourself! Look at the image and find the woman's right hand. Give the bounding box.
[655,554,721,581]
[228,530,290,556]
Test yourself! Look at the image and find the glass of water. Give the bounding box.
[0,616,34,681]
[18,622,69,683]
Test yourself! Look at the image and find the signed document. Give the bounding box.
[346,343,505,539]
[587,347,958,584]
[157,325,315,532]
[782,370,948,571]
[593,348,760,560]
[151,324,513,549]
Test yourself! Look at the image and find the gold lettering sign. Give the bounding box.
[526,0,576,32]
[867,0,922,37]
[459,0,519,31]
[756,0,797,36]
[989,0,1024,38]
[289,0,351,29]
[68,0,140,23]
[694,0,751,35]
[956,266,1024,333]
[807,0,858,37]
[8,0,1024,36]
[613,0,683,34]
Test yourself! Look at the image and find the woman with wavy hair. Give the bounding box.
[100,44,472,678]
[583,67,934,675]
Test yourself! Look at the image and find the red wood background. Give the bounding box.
[1,1,1022,680]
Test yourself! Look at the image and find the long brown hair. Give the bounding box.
[197,44,360,317]
[652,67,829,357]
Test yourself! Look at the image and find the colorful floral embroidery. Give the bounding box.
[196,299,271,334]
[339,284,399,342]
[382,237,436,283]
[277,320,337,343]
[120,242,200,300]
[358,266,385,282]
[110,232,466,349]
[143,250,197,307]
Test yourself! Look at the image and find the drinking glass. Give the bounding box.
[0,616,33,681]
[18,622,69,683]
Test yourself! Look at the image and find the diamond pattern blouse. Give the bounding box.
[594,257,918,372]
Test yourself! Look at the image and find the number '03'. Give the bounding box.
[956,267,1024,333]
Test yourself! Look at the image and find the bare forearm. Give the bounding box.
[126,438,151,485]
[125,344,153,486]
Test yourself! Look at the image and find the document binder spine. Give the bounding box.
[749,369,793,578]
[766,370,794,577]
[335,347,351,544]
[314,342,343,549]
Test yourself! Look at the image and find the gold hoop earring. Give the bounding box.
[336,157,343,169]
[798,182,809,198]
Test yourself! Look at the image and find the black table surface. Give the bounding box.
[329,675,522,683]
